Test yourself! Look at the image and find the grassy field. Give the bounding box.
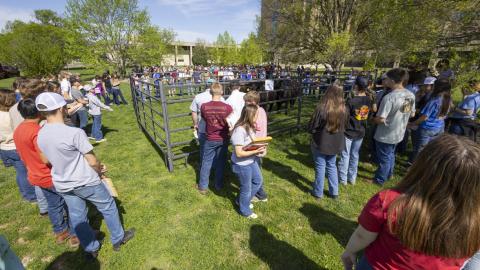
[0,73,409,270]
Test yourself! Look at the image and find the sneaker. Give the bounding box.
[246,213,258,219]
[196,185,208,195]
[40,212,49,217]
[113,228,135,251]
[67,236,80,248]
[235,200,253,209]
[55,230,70,244]
[251,197,268,203]
[96,138,107,143]
[339,181,347,186]
[88,137,96,140]
[85,250,99,261]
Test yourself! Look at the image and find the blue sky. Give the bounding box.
[0,0,260,43]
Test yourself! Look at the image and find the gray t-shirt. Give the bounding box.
[231,126,257,166]
[71,88,86,111]
[37,123,101,192]
[374,89,415,144]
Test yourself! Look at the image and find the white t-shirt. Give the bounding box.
[226,90,245,127]
[374,89,415,144]
[37,123,101,192]
[60,79,71,98]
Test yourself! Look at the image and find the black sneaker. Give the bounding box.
[113,228,135,251]
[85,250,99,261]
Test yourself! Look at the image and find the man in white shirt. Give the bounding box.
[226,82,245,128]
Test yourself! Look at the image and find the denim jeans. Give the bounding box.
[41,187,71,234]
[198,132,206,161]
[199,140,228,190]
[0,149,36,201]
[91,115,103,141]
[35,186,48,214]
[411,127,443,161]
[356,255,373,270]
[374,140,396,184]
[311,146,339,197]
[112,87,128,105]
[60,184,124,252]
[462,251,480,270]
[338,137,363,184]
[104,88,112,105]
[77,110,88,131]
[232,162,263,216]
[254,158,267,199]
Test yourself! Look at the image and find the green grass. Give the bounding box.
[0,77,408,270]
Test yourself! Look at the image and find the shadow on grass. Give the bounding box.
[299,203,356,247]
[249,224,326,270]
[262,157,312,193]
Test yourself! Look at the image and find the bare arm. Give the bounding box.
[84,151,102,174]
[341,225,379,270]
[191,111,198,130]
[234,145,265,158]
[412,114,428,126]
[373,116,385,124]
[39,152,49,165]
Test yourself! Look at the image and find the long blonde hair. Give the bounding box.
[388,134,480,258]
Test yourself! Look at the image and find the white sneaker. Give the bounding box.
[251,197,268,203]
[88,137,95,140]
[246,213,258,219]
[96,138,107,143]
[236,200,253,209]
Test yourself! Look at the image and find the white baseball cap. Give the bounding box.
[35,92,67,112]
[423,76,437,85]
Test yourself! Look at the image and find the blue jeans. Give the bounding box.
[91,115,103,141]
[199,140,228,190]
[311,146,339,197]
[338,137,363,184]
[41,187,71,234]
[35,186,48,214]
[411,127,443,161]
[254,158,267,199]
[112,87,128,105]
[77,110,88,131]
[462,251,480,270]
[356,255,373,270]
[104,88,112,105]
[374,140,396,184]
[60,184,124,253]
[232,162,263,216]
[0,149,36,201]
[198,132,206,161]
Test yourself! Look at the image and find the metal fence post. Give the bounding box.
[159,83,174,172]
[296,82,303,132]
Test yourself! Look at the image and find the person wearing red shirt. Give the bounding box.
[13,98,79,247]
[342,134,480,270]
[197,83,232,194]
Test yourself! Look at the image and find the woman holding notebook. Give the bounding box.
[230,105,268,219]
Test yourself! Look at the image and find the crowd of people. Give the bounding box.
[2,62,480,269]
[189,66,480,269]
[0,71,134,261]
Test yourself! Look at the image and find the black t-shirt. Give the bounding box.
[345,95,372,139]
[309,109,346,155]
[104,77,112,88]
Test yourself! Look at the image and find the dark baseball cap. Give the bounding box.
[355,76,369,90]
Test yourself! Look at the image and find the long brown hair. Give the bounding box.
[430,79,452,117]
[233,104,258,135]
[388,134,480,258]
[315,85,346,133]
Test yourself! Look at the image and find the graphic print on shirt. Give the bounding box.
[400,97,414,114]
[355,105,370,121]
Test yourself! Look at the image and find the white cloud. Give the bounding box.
[0,5,33,31]
[156,0,250,16]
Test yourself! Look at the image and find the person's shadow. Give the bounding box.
[249,225,327,270]
[299,203,357,247]
[261,157,312,193]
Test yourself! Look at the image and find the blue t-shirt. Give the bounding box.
[451,93,480,119]
[406,84,420,95]
[420,96,444,130]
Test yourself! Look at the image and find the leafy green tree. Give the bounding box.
[66,0,173,77]
[0,22,72,77]
[192,39,210,66]
[238,33,264,65]
[212,31,238,65]
[129,26,175,67]
[34,9,64,27]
